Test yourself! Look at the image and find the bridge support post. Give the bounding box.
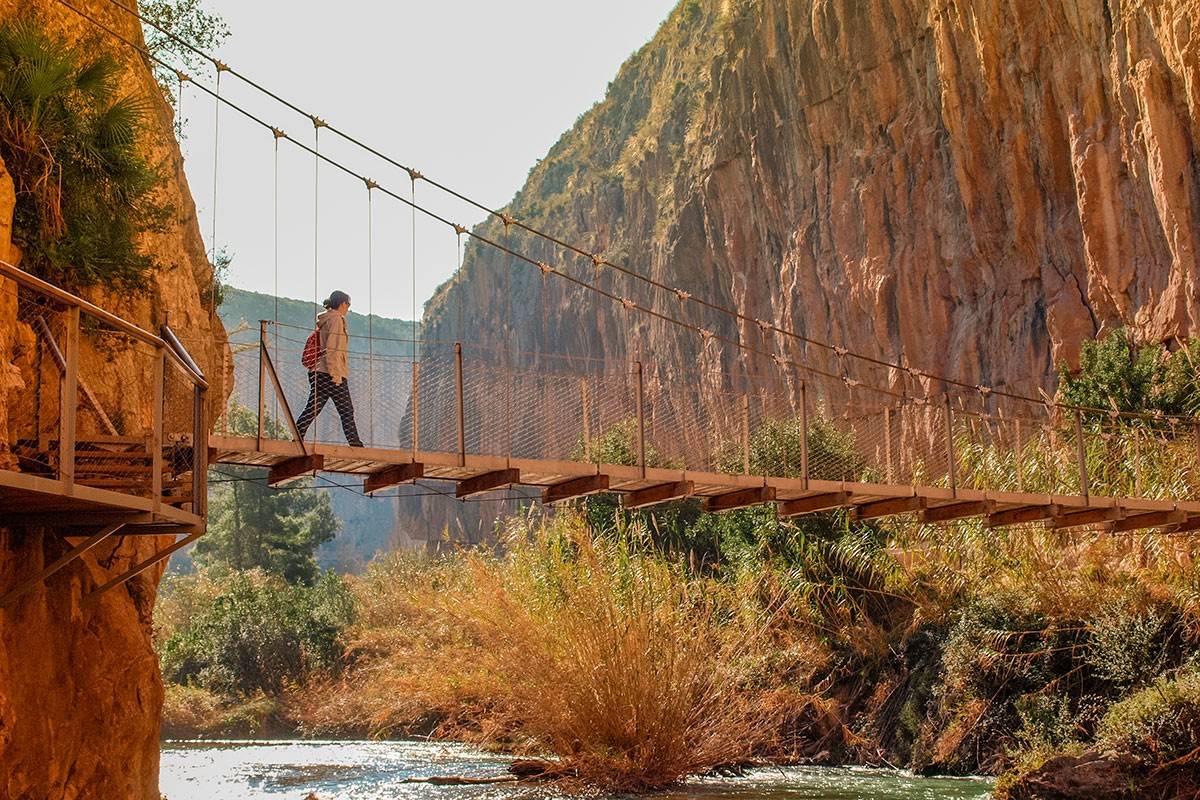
[455,343,465,467]
[885,407,894,483]
[257,321,267,450]
[581,379,591,456]
[152,347,165,512]
[60,305,79,493]
[944,395,957,497]
[742,394,751,475]
[1075,408,1090,502]
[800,380,809,490]
[635,361,645,479]
[193,382,207,517]
[411,362,421,458]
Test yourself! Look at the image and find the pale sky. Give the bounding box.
[179,1,679,320]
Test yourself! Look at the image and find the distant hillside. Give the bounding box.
[220,287,416,355]
[218,286,419,571]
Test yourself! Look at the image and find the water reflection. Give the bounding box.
[160,740,992,800]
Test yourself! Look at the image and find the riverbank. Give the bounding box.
[160,739,994,800]
[157,507,1200,796]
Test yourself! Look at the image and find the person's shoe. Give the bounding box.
[349,440,365,448]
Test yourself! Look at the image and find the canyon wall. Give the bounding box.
[408,0,1200,542]
[0,1,226,797]
[426,0,1199,397]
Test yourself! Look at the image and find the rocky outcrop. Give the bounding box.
[1000,751,1199,800]
[426,0,1200,399]
[0,1,226,797]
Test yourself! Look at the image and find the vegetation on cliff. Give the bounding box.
[0,16,168,287]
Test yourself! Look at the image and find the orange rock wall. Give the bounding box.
[425,0,1200,398]
[0,1,225,797]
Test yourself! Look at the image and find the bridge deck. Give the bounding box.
[209,436,1200,530]
[0,468,204,531]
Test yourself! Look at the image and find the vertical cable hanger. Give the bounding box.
[272,126,286,428]
[209,62,227,316]
[408,168,420,363]
[310,115,325,444]
[365,177,377,446]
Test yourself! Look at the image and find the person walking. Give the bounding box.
[296,290,364,447]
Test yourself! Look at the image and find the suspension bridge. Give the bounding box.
[3,0,1200,603]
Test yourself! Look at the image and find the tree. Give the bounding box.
[198,404,338,584]
[140,0,230,112]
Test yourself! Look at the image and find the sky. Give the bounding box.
[178,0,679,320]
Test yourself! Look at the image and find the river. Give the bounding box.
[161,740,993,799]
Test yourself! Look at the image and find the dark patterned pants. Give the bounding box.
[296,371,363,446]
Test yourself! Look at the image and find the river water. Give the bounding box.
[161,740,993,800]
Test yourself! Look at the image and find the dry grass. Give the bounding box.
[444,519,775,791]
[297,513,796,790]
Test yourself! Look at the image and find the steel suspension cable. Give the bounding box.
[74,0,1023,401]
[52,0,1200,423]
[367,181,376,445]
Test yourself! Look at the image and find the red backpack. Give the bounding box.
[301,327,322,370]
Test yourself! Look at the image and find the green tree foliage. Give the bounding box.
[0,17,169,288]
[199,403,338,584]
[140,0,230,110]
[1058,328,1200,416]
[158,569,354,696]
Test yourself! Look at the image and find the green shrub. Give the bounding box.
[1058,328,1200,416]
[0,17,169,288]
[1096,671,1200,763]
[1084,602,1176,690]
[159,569,354,697]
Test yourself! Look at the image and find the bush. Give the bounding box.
[1096,671,1200,763]
[158,569,354,697]
[435,515,777,790]
[0,17,169,288]
[1084,602,1176,691]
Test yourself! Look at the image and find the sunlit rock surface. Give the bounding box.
[0,1,226,797]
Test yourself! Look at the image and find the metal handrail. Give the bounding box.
[0,260,209,391]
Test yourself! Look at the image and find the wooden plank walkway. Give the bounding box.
[209,436,1200,533]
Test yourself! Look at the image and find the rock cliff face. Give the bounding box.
[426,0,1200,398]
[0,1,225,797]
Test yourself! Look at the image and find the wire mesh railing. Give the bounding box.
[232,321,1200,507]
[1,261,209,517]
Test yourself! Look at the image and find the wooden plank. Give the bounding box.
[542,474,609,505]
[922,500,995,524]
[621,480,693,510]
[986,504,1060,528]
[852,495,926,521]
[364,462,424,494]
[1172,516,1200,533]
[1049,507,1124,530]
[456,468,520,499]
[704,486,776,514]
[266,454,325,487]
[1107,510,1187,533]
[778,491,850,518]
[0,511,153,528]
[0,522,126,607]
[152,348,165,512]
[60,305,79,492]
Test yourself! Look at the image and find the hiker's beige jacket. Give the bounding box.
[315,309,349,382]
